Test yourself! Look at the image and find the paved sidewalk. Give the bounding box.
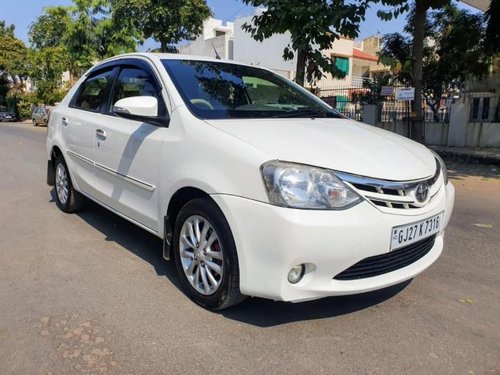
[430,146,500,166]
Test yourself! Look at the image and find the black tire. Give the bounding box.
[54,156,83,213]
[32,119,37,126]
[173,197,245,310]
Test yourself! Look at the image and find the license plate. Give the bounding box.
[390,212,444,251]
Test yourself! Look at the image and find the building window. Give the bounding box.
[481,97,490,120]
[471,97,480,120]
[471,97,492,121]
[332,56,349,76]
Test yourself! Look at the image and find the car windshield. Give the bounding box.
[162,59,342,120]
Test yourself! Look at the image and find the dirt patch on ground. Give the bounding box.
[35,313,120,374]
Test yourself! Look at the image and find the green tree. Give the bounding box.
[484,0,499,57]
[0,21,28,106]
[29,1,140,84]
[0,21,28,80]
[94,17,141,59]
[29,7,73,101]
[28,47,68,104]
[29,6,72,49]
[241,0,408,87]
[379,4,490,122]
[67,0,141,76]
[112,0,212,52]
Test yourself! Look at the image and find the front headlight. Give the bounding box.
[261,161,362,209]
[431,151,449,185]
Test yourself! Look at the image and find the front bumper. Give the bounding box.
[211,182,455,302]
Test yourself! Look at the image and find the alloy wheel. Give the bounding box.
[55,163,69,204]
[179,215,224,295]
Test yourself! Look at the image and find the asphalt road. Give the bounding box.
[1,121,499,375]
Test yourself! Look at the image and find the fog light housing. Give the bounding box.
[288,264,305,284]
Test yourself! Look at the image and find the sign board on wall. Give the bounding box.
[396,87,415,100]
[380,86,394,96]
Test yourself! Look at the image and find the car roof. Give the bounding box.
[98,52,259,70]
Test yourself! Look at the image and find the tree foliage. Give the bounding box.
[27,47,68,104]
[0,21,28,79]
[29,7,72,49]
[241,0,408,86]
[28,0,140,96]
[65,0,141,76]
[0,21,29,106]
[379,4,490,121]
[484,0,500,57]
[112,0,212,52]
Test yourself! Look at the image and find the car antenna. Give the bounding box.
[211,43,221,60]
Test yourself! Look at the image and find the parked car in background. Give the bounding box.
[46,53,455,310]
[32,106,53,126]
[0,109,17,122]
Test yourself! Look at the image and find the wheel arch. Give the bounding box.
[50,145,63,163]
[47,145,63,186]
[163,186,219,261]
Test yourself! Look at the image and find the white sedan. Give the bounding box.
[46,53,455,309]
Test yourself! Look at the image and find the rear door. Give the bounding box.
[91,61,169,232]
[62,67,117,196]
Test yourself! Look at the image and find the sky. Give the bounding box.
[1,0,482,50]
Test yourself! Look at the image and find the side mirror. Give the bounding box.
[113,96,169,127]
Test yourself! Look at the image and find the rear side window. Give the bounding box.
[72,69,114,112]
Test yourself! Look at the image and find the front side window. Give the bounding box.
[73,69,114,112]
[162,59,342,120]
[109,67,165,117]
[111,68,159,105]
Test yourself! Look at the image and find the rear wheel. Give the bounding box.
[173,198,245,310]
[54,157,83,213]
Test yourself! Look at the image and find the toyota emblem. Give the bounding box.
[415,183,429,203]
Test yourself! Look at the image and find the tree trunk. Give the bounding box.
[411,0,428,143]
[295,49,307,87]
[160,39,168,53]
[69,70,75,86]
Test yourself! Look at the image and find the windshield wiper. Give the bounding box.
[271,109,340,118]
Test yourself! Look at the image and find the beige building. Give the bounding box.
[317,35,390,89]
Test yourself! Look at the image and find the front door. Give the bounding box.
[91,65,169,233]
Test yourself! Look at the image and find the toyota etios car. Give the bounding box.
[46,53,455,309]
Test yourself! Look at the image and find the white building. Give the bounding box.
[232,16,296,79]
[179,18,234,60]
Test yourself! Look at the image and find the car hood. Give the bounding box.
[204,117,436,181]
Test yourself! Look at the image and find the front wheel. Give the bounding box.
[173,198,245,310]
[54,157,83,213]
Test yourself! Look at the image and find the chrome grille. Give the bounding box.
[337,160,442,210]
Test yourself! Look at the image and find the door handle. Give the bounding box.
[96,129,107,139]
[62,117,69,126]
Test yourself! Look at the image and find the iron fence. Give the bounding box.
[318,85,367,121]
[318,85,451,124]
